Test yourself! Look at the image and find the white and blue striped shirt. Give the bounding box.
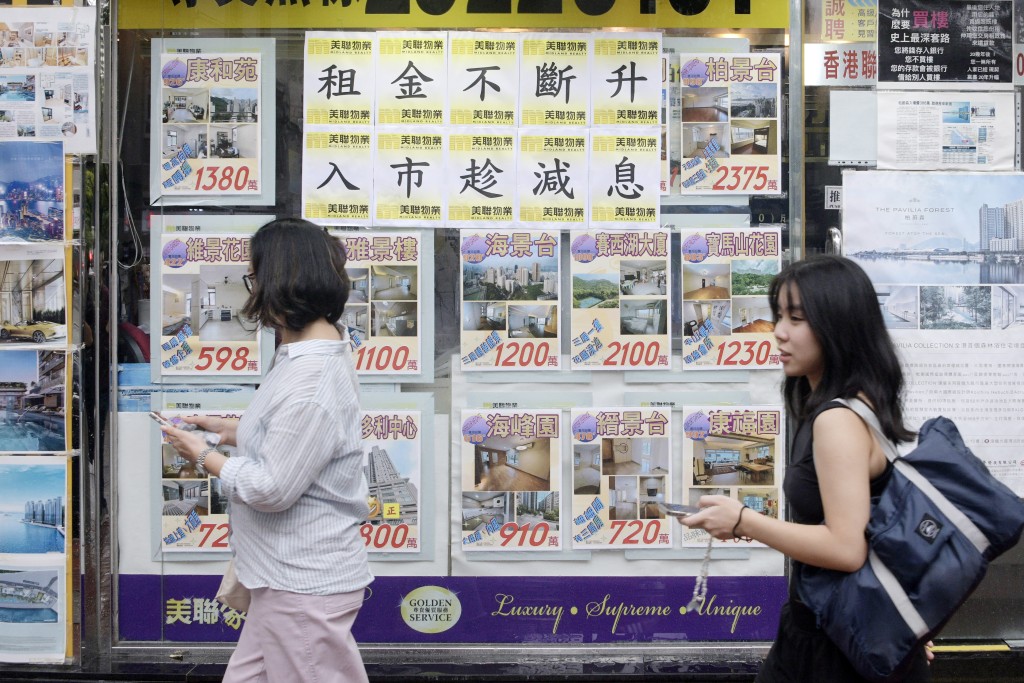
[219,334,372,595]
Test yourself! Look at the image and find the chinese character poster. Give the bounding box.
[569,229,671,370]
[460,229,560,371]
[591,33,661,127]
[446,130,517,227]
[360,410,422,554]
[304,31,375,126]
[460,409,561,551]
[676,53,782,196]
[335,231,422,375]
[679,227,782,370]
[821,0,877,42]
[589,128,661,228]
[376,32,447,126]
[517,128,588,227]
[680,405,783,548]
[519,33,590,127]
[302,128,374,225]
[447,32,518,126]
[570,408,673,550]
[373,127,445,225]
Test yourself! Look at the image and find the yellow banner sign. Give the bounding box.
[119,0,788,30]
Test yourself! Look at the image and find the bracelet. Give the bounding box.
[732,505,751,540]
[196,446,216,475]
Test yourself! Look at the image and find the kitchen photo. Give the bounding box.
[162,265,257,342]
[371,301,417,337]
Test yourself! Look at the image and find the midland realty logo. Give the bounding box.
[400,585,462,634]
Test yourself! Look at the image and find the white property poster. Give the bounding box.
[843,170,1024,494]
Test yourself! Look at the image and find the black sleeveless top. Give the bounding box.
[785,400,893,526]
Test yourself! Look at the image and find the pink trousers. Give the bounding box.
[222,586,369,683]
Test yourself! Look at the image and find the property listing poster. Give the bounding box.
[588,128,660,228]
[446,129,516,227]
[334,230,422,375]
[569,229,671,371]
[156,409,240,554]
[0,6,97,154]
[302,128,373,225]
[154,215,272,379]
[153,43,268,199]
[876,91,1016,170]
[569,408,673,550]
[303,31,375,126]
[843,171,1024,494]
[0,454,73,663]
[591,33,661,127]
[373,127,445,226]
[0,350,68,453]
[360,410,421,554]
[375,32,447,126]
[518,33,590,127]
[0,140,65,244]
[447,32,518,126]
[680,405,784,548]
[518,128,588,227]
[679,227,782,370]
[460,229,560,371]
[460,409,561,552]
[676,53,782,196]
[0,244,69,350]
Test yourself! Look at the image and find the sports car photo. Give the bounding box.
[0,320,63,343]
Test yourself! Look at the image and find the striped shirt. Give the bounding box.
[219,333,372,595]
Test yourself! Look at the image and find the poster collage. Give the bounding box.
[0,9,85,662]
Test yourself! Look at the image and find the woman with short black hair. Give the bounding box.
[162,217,372,683]
[681,255,932,682]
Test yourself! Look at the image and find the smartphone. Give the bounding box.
[148,411,172,427]
[660,503,701,518]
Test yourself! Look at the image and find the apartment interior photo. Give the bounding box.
[877,285,919,329]
[573,444,601,494]
[470,436,552,492]
[731,120,775,155]
[620,300,667,335]
[348,268,369,303]
[340,304,368,336]
[993,286,1024,330]
[682,300,731,337]
[620,259,667,295]
[508,304,557,338]
[731,296,773,333]
[681,123,730,158]
[462,301,506,331]
[162,266,255,341]
[371,265,417,300]
[682,263,730,299]
[371,301,417,337]
[462,492,512,532]
[691,435,776,487]
[681,87,728,122]
[600,437,669,476]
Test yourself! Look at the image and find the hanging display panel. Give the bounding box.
[0,141,65,244]
[149,38,276,206]
[569,228,671,370]
[679,227,782,371]
[0,245,69,350]
[569,407,673,550]
[680,404,784,548]
[0,350,67,453]
[676,53,783,196]
[335,230,424,376]
[460,229,561,371]
[360,409,422,554]
[459,409,561,551]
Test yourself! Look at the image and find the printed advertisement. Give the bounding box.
[591,33,661,127]
[878,0,1012,88]
[676,53,782,195]
[0,350,67,453]
[157,409,239,554]
[459,409,561,551]
[0,557,67,663]
[821,0,877,42]
[335,231,422,375]
[843,171,1024,494]
[569,229,671,370]
[569,408,673,550]
[153,44,267,199]
[518,33,590,127]
[154,215,271,379]
[0,7,97,154]
[446,129,516,227]
[0,245,68,349]
[876,91,1016,170]
[460,229,560,371]
[679,227,782,370]
[447,32,518,126]
[588,128,660,228]
[376,32,447,126]
[517,128,588,227]
[0,140,65,244]
[680,405,784,547]
[373,127,445,226]
[303,31,375,126]
[0,455,68,556]
[360,410,421,554]
[302,128,373,225]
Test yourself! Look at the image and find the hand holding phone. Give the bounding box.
[148,411,172,428]
[660,503,701,518]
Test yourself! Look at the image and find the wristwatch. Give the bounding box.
[196,447,217,475]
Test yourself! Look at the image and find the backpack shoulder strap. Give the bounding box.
[832,397,900,463]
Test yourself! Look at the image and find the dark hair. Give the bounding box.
[768,255,914,443]
[240,217,350,332]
